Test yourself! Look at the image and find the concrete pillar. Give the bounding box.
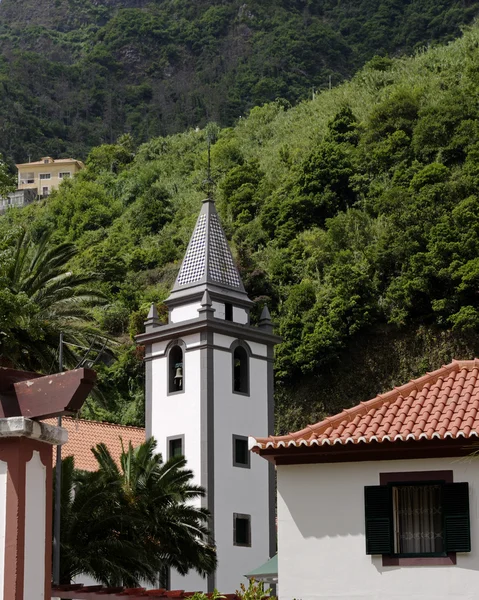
[0,417,66,600]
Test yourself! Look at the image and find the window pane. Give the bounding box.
[234,437,249,466]
[393,484,443,555]
[169,438,183,458]
[235,516,250,545]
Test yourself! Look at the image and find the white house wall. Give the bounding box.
[277,456,479,600]
[213,342,270,592]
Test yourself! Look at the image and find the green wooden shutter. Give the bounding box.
[443,482,471,553]
[364,485,392,555]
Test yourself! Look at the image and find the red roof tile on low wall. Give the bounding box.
[51,585,240,599]
[44,417,145,471]
[251,359,479,450]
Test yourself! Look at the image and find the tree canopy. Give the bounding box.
[0,0,478,163]
[57,438,216,586]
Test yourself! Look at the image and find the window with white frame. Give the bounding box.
[59,172,71,179]
[39,173,51,180]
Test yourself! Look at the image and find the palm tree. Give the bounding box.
[56,438,216,587]
[0,228,109,371]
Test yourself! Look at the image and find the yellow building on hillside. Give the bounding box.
[16,156,84,197]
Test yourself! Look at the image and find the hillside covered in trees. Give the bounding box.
[0,0,478,164]
[3,24,479,431]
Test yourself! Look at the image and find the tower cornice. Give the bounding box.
[136,315,282,347]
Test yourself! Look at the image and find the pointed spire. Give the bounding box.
[166,198,252,307]
[144,303,160,330]
[258,304,274,333]
[201,290,213,307]
[198,290,215,318]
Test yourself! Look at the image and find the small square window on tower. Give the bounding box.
[233,513,251,547]
[168,436,184,459]
[233,435,250,468]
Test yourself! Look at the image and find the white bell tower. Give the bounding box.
[137,197,280,593]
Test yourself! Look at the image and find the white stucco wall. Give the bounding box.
[211,302,248,325]
[151,346,202,483]
[277,456,479,600]
[213,338,271,593]
[151,333,208,592]
[150,315,271,594]
[170,303,202,323]
[233,307,249,325]
[24,451,46,600]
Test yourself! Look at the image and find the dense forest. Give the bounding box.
[0,0,478,163]
[3,22,479,431]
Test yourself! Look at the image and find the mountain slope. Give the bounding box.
[3,24,479,430]
[0,0,478,163]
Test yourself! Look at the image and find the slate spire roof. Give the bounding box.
[251,359,479,450]
[166,197,252,305]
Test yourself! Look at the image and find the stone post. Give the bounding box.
[0,417,66,600]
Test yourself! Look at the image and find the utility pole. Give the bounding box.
[53,332,63,585]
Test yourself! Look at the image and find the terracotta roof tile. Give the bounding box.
[251,359,479,451]
[44,417,145,471]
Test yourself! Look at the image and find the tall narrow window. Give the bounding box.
[225,303,233,321]
[233,435,250,468]
[168,344,184,393]
[168,436,184,459]
[233,513,251,547]
[233,346,249,394]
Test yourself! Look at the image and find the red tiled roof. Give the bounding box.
[45,417,145,471]
[251,359,479,450]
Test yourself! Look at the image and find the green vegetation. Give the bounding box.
[4,24,479,431]
[0,228,109,371]
[0,0,478,164]
[56,437,216,586]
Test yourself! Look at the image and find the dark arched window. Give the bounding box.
[168,344,184,393]
[233,345,249,394]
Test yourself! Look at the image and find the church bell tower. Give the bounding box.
[137,197,280,593]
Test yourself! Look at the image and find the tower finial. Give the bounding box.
[198,290,215,317]
[258,304,274,333]
[203,122,220,202]
[144,303,160,330]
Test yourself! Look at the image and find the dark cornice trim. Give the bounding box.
[137,315,282,346]
[255,437,479,465]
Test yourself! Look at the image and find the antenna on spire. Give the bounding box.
[203,122,219,200]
